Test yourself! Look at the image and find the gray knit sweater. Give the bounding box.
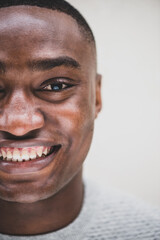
[0,179,160,240]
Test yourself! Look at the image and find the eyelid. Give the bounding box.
[40,77,78,88]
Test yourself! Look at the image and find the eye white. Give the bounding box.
[44,83,66,91]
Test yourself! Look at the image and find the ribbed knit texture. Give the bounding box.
[0,179,160,240]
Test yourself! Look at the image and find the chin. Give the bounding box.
[13,195,41,204]
[0,193,42,204]
[0,187,55,203]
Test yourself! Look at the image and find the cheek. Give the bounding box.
[40,85,95,178]
[57,97,95,164]
[62,84,96,133]
[45,95,95,169]
[55,96,95,138]
[44,83,95,136]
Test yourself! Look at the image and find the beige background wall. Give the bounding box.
[68,0,160,207]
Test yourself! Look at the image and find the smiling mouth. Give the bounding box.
[0,145,61,163]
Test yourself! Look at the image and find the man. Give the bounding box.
[0,1,159,239]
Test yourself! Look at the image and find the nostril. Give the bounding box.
[0,130,38,140]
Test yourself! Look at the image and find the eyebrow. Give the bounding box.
[28,56,81,71]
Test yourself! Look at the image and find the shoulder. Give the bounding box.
[84,179,160,239]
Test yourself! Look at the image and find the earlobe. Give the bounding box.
[95,73,102,119]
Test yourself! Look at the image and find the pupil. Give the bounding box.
[52,84,62,90]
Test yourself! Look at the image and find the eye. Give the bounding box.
[42,82,72,92]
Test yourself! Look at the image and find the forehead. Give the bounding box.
[0,6,95,70]
[0,6,81,43]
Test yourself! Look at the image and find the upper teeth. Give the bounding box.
[0,146,51,162]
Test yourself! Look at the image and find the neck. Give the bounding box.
[0,170,84,236]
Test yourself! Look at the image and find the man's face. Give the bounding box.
[0,6,101,203]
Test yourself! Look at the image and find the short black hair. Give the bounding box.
[0,0,95,43]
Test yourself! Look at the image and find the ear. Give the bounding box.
[95,73,102,119]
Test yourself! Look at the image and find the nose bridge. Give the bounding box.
[0,90,45,136]
[5,89,34,118]
[8,90,32,113]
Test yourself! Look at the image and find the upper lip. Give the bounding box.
[0,139,58,148]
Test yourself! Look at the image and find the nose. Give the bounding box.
[0,91,44,136]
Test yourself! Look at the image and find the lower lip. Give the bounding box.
[0,146,61,174]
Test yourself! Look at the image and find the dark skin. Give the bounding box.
[0,6,102,235]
